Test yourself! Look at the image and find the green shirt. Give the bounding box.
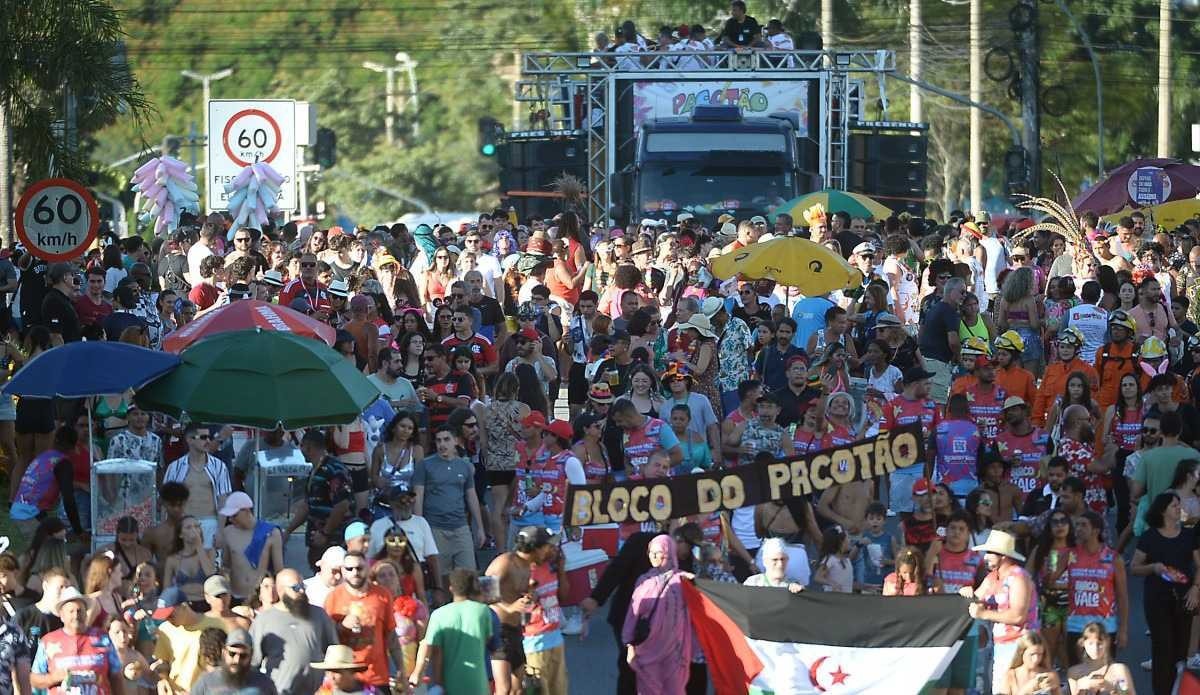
[425,600,493,694]
[1134,443,1200,501]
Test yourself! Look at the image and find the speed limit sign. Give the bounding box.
[14,178,100,261]
[208,99,297,211]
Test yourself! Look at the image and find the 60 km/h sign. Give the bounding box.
[208,99,297,211]
[15,178,100,261]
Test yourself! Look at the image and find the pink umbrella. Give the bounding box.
[1072,158,1200,216]
[163,299,336,353]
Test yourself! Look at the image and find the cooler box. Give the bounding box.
[561,541,609,606]
[580,523,619,556]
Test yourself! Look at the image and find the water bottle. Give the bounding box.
[1115,678,1129,694]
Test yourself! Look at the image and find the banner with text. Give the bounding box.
[632,80,810,138]
[567,423,925,526]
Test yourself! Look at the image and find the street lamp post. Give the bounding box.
[362,52,420,144]
[180,68,233,212]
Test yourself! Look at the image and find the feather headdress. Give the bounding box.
[1011,172,1090,254]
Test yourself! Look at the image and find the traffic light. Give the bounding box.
[1004,147,1028,198]
[478,117,502,157]
[315,127,337,169]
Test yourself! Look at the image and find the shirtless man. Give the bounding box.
[143,481,189,568]
[213,492,283,602]
[980,450,1024,524]
[484,528,560,695]
[816,478,874,535]
[202,574,251,631]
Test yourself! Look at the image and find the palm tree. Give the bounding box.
[0,0,153,244]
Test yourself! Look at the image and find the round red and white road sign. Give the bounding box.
[15,178,100,261]
[222,108,283,167]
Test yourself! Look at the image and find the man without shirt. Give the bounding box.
[213,492,283,603]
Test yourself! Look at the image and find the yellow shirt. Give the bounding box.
[153,614,227,689]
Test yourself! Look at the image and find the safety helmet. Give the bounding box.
[1057,326,1085,349]
[1140,336,1167,360]
[1108,310,1137,333]
[961,336,992,356]
[994,330,1025,353]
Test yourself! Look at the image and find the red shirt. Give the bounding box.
[34,627,121,695]
[188,282,220,310]
[442,333,498,369]
[1059,438,1106,513]
[278,278,332,313]
[324,584,397,686]
[995,426,1049,495]
[73,295,112,327]
[426,371,476,427]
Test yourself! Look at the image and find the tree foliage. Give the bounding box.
[88,0,1200,224]
[1,0,153,181]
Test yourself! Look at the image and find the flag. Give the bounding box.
[683,580,973,695]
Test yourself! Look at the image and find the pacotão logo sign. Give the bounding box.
[633,80,810,137]
[567,423,925,525]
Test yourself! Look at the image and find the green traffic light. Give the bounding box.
[481,143,496,156]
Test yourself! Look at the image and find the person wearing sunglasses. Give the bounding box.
[278,252,332,319]
[324,551,406,693]
[162,423,233,548]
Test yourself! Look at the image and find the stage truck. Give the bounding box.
[495,49,929,226]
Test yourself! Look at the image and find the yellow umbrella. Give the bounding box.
[710,237,863,294]
[1101,198,1200,229]
[773,189,892,221]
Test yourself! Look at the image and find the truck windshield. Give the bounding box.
[638,162,791,215]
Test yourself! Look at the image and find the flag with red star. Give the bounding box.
[682,580,973,694]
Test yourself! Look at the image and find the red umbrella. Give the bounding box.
[1071,158,1200,216]
[163,300,336,353]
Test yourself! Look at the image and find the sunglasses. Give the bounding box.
[235,237,251,242]
[225,649,251,660]
[1143,427,1159,434]
[385,536,409,546]
[190,433,212,440]
[289,582,305,592]
[300,262,317,268]
[342,565,365,573]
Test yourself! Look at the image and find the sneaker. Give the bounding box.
[1187,654,1200,671]
[560,606,583,636]
[1141,658,1152,671]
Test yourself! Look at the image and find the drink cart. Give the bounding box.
[90,458,157,553]
[245,447,311,526]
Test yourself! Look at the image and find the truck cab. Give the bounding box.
[624,105,812,229]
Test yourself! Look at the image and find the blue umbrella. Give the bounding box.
[3,341,181,398]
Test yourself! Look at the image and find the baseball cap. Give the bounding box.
[343,521,369,543]
[217,491,254,518]
[522,411,547,428]
[371,250,400,270]
[902,366,936,384]
[717,213,735,226]
[749,215,768,226]
[519,326,540,341]
[632,239,652,255]
[912,478,933,496]
[226,628,253,649]
[153,586,189,620]
[542,419,574,441]
[204,575,232,597]
[852,242,877,255]
[677,212,695,222]
[516,526,555,549]
[315,545,347,569]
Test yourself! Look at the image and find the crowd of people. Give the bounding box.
[0,192,1198,694]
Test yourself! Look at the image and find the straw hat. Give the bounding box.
[672,313,717,339]
[971,529,1025,562]
[310,644,367,671]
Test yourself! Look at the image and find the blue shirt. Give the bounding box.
[791,296,835,349]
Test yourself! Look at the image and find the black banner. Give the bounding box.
[566,423,926,526]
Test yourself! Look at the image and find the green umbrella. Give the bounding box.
[135,328,381,429]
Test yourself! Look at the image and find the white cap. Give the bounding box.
[316,545,346,568]
[676,212,695,222]
[218,491,254,517]
[852,242,877,255]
